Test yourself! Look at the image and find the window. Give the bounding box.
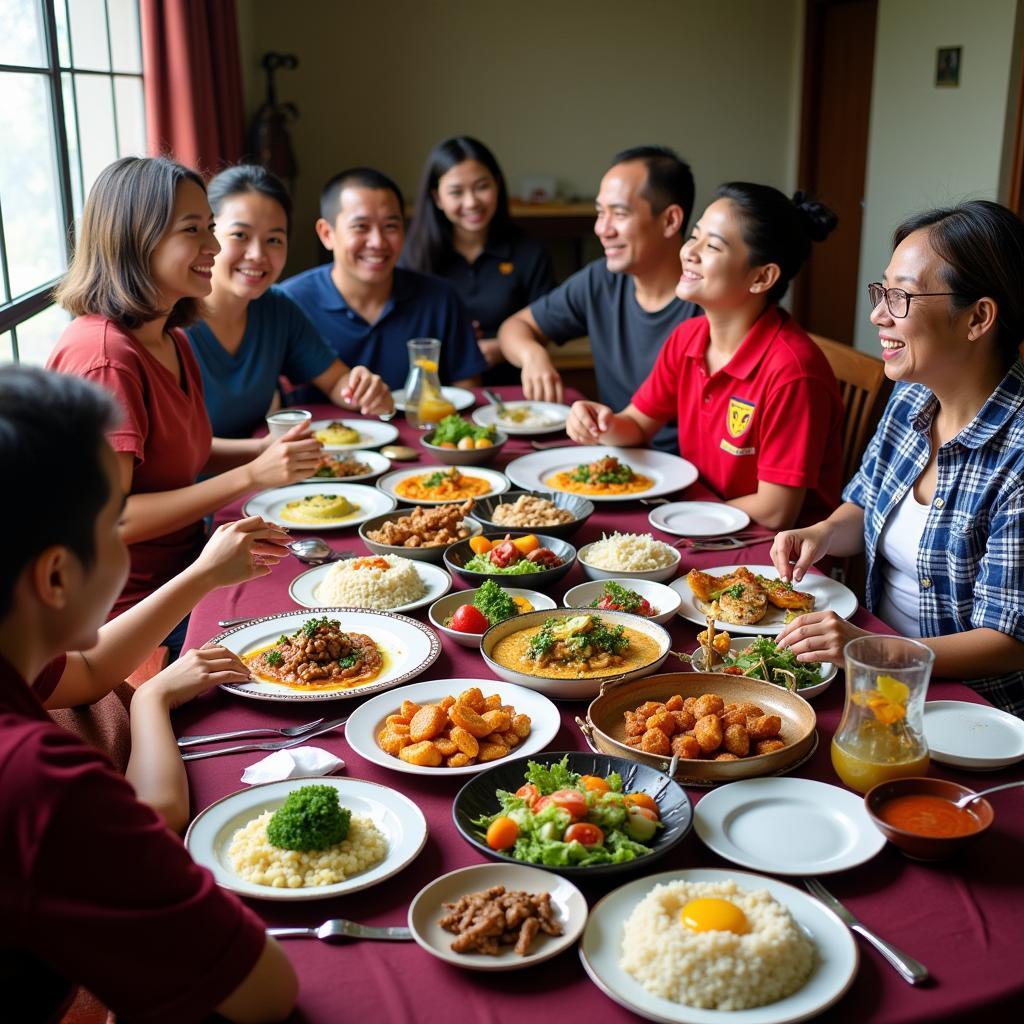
[0,0,144,364]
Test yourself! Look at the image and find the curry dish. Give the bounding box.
[315,422,362,446]
[394,467,494,502]
[545,455,653,496]
[491,614,662,679]
[279,493,358,526]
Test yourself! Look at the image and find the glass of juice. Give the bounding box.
[404,338,456,428]
[831,635,934,793]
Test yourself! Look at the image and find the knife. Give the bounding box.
[180,717,347,762]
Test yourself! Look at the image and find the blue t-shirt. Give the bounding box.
[185,287,336,438]
[278,265,487,392]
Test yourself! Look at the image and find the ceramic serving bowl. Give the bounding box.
[480,607,672,700]
[563,578,681,626]
[579,671,817,787]
[420,429,509,466]
[864,776,993,861]
[576,540,681,582]
[427,588,557,649]
[469,490,594,539]
[443,532,576,589]
[358,508,482,564]
[687,637,837,700]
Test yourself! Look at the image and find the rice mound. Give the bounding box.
[316,554,426,609]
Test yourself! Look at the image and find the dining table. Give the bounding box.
[179,388,1024,1024]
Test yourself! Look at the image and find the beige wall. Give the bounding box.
[853,0,1022,351]
[236,0,805,275]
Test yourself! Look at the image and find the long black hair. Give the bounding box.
[403,137,514,273]
[207,163,293,233]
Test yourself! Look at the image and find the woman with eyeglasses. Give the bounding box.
[772,200,1024,716]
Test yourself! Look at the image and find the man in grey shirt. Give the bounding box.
[497,146,699,452]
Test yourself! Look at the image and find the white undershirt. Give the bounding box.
[876,486,930,637]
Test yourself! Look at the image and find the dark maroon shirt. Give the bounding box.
[0,652,267,1023]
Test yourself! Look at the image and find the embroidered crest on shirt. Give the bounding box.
[726,397,755,438]
[498,262,515,275]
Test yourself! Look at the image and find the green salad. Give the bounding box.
[463,553,543,574]
[472,755,662,867]
[718,636,824,690]
[429,414,494,446]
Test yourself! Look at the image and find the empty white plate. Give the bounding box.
[693,777,885,875]
[648,501,750,538]
[923,700,1024,770]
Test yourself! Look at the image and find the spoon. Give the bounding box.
[287,538,355,565]
[954,780,1024,808]
[380,444,419,461]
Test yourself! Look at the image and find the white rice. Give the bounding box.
[316,554,426,609]
[582,532,677,571]
[619,879,815,1010]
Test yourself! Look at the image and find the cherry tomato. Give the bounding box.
[526,547,561,568]
[469,535,492,555]
[474,438,493,449]
[548,789,588,820]
[448,604,490,634]
[511,533,540,555]
[486,816,520,850]
[488,540,521,568]
[597,595,654,616]
[515,783,540,807]
[624,792,660,819]
[564,822,605,847]
[580,774,611,794]
[533,796,554,814]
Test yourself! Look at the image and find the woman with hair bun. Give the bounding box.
[566,182,843,529]
[772,200,1024,716]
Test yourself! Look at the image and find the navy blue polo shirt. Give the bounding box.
[279,265,486,392]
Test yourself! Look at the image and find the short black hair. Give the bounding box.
[610,145,695,234]
[207,163,293,233]
[320,167,405,222]
[0,367,118,617]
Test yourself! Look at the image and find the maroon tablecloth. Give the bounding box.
[180,392,1024,1023]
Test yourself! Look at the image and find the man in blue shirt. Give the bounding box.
[280,167,486,392]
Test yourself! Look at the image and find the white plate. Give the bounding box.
[687,637,836,700]
[472,400,571,436]
[671,565,858,636]
[289,559,452,614]
[505,446,698,502]
[409,862,588,970]
[392,385,476,413]
[185,776,426,902]
[302,449,392,483]
[923,700,1024,770]
[579,867,858,1024]
[563,578,682,626]
[376,466,510,506]
[648,501,751,538]
[243,483,397,530]
[346,678,562,776]
[209,610,440,703]
[693,778,885,875]
[308,418,400,451]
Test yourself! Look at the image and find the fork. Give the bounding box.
[804,878,929,984]
[677,534,769,552]
[177,718,327,749]
[180,717,347,762]
[268,919,412,941]
[482,388,507,415]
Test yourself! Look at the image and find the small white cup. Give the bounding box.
[265,408,312,440]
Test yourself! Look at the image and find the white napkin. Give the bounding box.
[241,746,345,784]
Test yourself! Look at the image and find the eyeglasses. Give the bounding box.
[867,282,963,319]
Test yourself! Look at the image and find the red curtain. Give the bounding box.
[140,0,245,174]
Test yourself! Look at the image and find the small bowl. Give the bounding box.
[562,578,681,626]
[428,588,557,648]
[864,777,993,861]
[687,637,837,700]
[359,508,482,564]
[470,490,594,539]
[420,429,508,466]
[444,532,576,589]
[577,539,681,582]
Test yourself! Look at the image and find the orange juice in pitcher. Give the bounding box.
[404,338,456,428]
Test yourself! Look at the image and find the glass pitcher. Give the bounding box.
[831,635,933,793]
[403,338,456,430]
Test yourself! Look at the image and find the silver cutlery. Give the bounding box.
[530,440,572,451]
[804,878,929,985]
[177,718,327,749]
[483,388,507,416]
[268,919,412,942]
[676,533,769,552]
[218,616,256,628]
[288,537,356,565]
[954,779,1024,808]
[640,498,670,506]
[180,716,347,762]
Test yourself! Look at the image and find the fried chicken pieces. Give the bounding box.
[439,886,562,956]
[366,499,474,547]
[686,567,813,626]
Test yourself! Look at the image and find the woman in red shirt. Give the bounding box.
[566,182,844,529]
[47,157,321,650]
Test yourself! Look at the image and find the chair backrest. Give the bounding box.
[810,333,892,484]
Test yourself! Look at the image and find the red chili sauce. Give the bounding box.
[876,794,982,837]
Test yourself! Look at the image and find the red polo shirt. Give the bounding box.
[633,306,843,525]
[0,652,267,1023]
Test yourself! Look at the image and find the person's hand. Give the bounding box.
[247,421,322,487]
[770,522,835,582]
[191,515,291,588]
[145,646,251,710]
[775,611,869,664]
[566,400,614,444]
[521,351,564,404]
[340,366,393,416]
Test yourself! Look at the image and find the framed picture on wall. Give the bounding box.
[936,47,961,88]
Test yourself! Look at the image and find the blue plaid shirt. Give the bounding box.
[843,360,1024,716]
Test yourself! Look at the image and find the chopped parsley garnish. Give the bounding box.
[473,579,519,624]
[569,459,633,484]
[590,580,644,612]
[423,470,447,488]
[301,616,338,639]
[277,635,289,645]
[336,653,358,669]
[526,615,629,661]
[264,649,284,667]
[718,583,746,600]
